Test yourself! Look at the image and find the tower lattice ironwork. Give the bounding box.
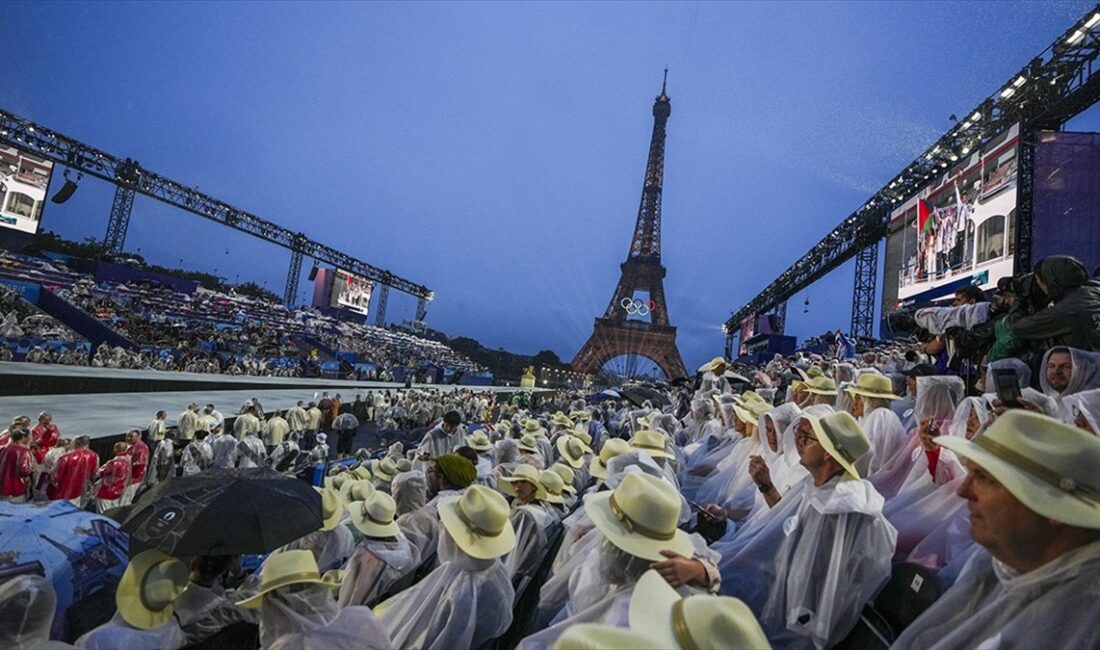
[572,74,688,380]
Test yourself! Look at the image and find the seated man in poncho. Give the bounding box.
[893,411,1100,650]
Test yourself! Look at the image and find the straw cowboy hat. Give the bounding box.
[237,549,331,608]
[312,486,344,531]
[550,623,663,650]
[588,472,693,561]
[845,373,902,401]
[698,357,729,373]
[629,429,674,460]
[395,458,413,473]
[557,435,590,468]
[523,419,547,436]
[552,411,574,427]
[629,570,772,650]
[590,438,631,480]
[732,390,767,406]
[572,423,593,447]
[539,470,566,504]
[550,462,577,493]
[805,411,871,480]
[324,470,351,493]
[349,491,400,538]
[518,434,541,453]
[351,465,373,481]
[341,479,375,507]
[499,464,548,501]
[437,485,517,559]
[116,549,188,630]
[570,409,592,422]
[371,457,398,483]
[804,376,838,396]
[935,409,1100,529]
[733,400,770,428]
[467,430,493,452]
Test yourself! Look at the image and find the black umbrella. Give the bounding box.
[120,468,322,556]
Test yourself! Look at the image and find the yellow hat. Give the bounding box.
[805,376,838,396]
[572,423,593,447]
[570,410,592,422]
[557,435,589,469]
[523,419,546,435]
[845,373,901,400]
[349,491,400,538]
[236,549,330,608]
[341,478,375,506]
[806,411,871,479]
[116,550,188,630]
[588,472,693,562]
[437,485,517,559]
[628,569,772,650]
[629,429,673,459]
[313,486,343,531]
[467,430,493,452]
[539,469,566,504]
[935,409,1100,529]
[518,434,541,453]
[371,457,398,483]
[499,464,548,501]
[590,438,631,480]
[351,465,373,481]
[551,462,577,493]
[552,412,574,427]
[698,357,729,373]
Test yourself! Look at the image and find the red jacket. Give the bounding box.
[0,444,33,498]
[49,448,100,500]
[31,424,60,464]
[127,439,149,483]
[95,456,131,500]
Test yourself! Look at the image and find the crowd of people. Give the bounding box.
[0,250,483,378]
[1,252,1099,649]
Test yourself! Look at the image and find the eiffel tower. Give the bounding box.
[572,73,687,381]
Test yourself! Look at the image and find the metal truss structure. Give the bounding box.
[0,109,433,313]
[724,4,1100,339]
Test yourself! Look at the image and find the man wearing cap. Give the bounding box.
[716,412,896,650]
[893,411,1100,650]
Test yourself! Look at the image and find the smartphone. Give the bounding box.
[992,367,1022,408]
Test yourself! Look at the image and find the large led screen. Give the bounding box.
[883,123,1019,310]
[330,269,373,316]
[0,145,55,235]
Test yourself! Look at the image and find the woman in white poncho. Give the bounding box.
[886,396,991,562]
[679,395,721,446]
[680,395,740,500]
[694,399,772,519]
[377,486,515,650]
[889,376,966,502]
[845,373,907,476]
[340,491,421,608]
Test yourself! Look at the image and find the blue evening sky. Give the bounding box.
[4,1,1098,371]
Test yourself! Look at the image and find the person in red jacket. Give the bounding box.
[0,431,34,502]
[124,429,149,504]
[49,436,100,505]
[94,442,132,514]
[31,412,60,464]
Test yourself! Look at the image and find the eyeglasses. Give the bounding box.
[795,428,818,446]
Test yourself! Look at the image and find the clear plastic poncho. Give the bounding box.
[267,607,393,650]
[893,541,1100,650]
[277,525,356,573]
[1064,387,1100,433]
[680,397,716,445]
[718,475,897,650]
[859,404,908,477]
[984,357,1031,391]
[503,503,559,579]
[256,582,339,649]
[0,575,72,649]
[338,534,421,608]
[76,612,184,650]
[869,376,963,501]
[392,470,427,517]
[376,528,514,650]
[1039,347,1100,416]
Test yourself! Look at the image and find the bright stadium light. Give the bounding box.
[1013,75,1027,87]
[971,111,982,121]
[1087,13,1100,28]
[1000,86,1016,99]
[1067,29,1085,44]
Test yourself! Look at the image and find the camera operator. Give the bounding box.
[1007,255,1100,353]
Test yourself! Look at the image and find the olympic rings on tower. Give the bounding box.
[620,297,657,316]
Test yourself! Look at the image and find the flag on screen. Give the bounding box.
[917,199,935,234]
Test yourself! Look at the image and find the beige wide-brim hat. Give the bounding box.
[629,569,772,650]
[588,472,693,562]
[551,463,577,493]
[523,419,546,436]
[236,549,330,608]
[629,429,674,459]
[550,623,663,650]
[116,549,189,630]
[351,465,373,481]
[557,435,588,468]
[846,373,901,400]
[590,438,631,480]
[935,409,1100,529]
[349,491,400,537]
[807,411,870,480]
[570,410,592,422]
[341,479,375,507]
[518,434,541,453]
[698,356,729,373]
[572,423,593,446]
[552,412,574,427]
[539,469,566,504]
[437,485,517,559]
[467,431,493,452]
[313,486,344,531]
[499,463,549,501]
[733,401,767,428]
[805,376,838,396]
[371,458,397,483]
